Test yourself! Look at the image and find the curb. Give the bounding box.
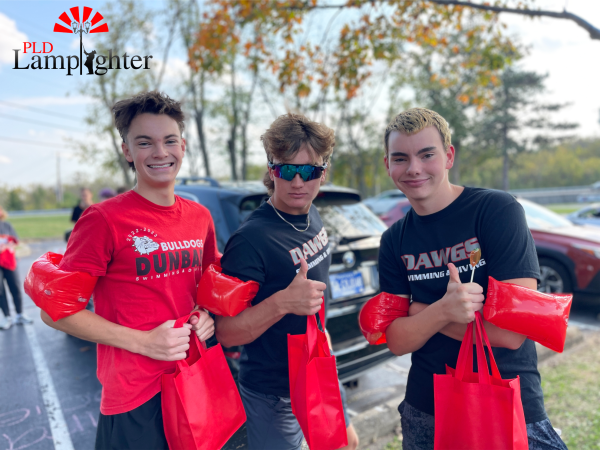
[351,326,589,448]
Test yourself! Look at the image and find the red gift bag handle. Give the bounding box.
[173,311,208,368]
[455,312,501,384]
[306,299,327,358]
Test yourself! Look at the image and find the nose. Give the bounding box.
[290,173,305,187]
[405,157,422,176]
[152,142,170,158]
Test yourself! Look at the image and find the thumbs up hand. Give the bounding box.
[441,263,484,324]
[278,258,326,316]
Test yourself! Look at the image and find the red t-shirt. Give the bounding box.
[60,190,219,415]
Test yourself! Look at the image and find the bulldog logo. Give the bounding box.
[132,236,159,255]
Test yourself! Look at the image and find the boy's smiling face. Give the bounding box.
[122,113,185,189]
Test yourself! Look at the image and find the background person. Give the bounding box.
[71,187,93,224]
[0,204,32,330]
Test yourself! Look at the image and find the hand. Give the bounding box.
[440,263,484,324]
[190,307,215,342]
[278,258,325,316]
[139,320,191,361]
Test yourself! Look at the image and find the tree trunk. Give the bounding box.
[227,63,239,181]
[190,72,211,177]
[109,126,132,187]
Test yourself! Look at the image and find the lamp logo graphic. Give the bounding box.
[53,6,109,76]
[12,6,153,76]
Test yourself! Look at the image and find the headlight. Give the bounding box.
[572,243,600,259]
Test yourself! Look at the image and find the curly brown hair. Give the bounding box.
[384,108,451,156]
[261,113,335,195]
[112,91,185,171]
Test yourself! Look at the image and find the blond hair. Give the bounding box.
[261,113,335,195]
[384,108,451,155]
[0,205,7,221]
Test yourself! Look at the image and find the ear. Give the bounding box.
[445,145,455,169]
[181,137,186,158]
[268,165,275,182]
[384,154,391,175]
[122,141,133,163]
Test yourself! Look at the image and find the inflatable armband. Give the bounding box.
[359,292,410,345]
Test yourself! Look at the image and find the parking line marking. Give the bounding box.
[24,323,75,450]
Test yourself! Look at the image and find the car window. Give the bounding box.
[518,199,573,229]
[578,207,600,219]
[317,203,387,238]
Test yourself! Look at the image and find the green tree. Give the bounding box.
[6,189,24,211]
[469,68,578,191]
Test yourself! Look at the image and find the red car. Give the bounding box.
[372,195,600,299]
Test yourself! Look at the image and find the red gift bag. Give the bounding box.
[162,311,246,450]
[288,303,348,450]
[434,312,528,450]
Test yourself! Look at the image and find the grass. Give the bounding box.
[540,333,600,450]
[9,214,71,240]
[546,203,584,215]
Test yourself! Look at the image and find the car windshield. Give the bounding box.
[518,199,572,229]
[317,202,387,238]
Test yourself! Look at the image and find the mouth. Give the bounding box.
[147,163,175,169]
[402,179,428,187]
[289,192,307,198]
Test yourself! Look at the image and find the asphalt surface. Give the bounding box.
[0,240,414,450]
[2,240,599,450]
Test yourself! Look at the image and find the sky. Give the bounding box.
[0,0,599,190]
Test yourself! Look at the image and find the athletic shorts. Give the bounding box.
[239,381,351,450]
[398,399,568,450]
[95,393,168,450]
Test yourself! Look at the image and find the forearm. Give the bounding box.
[439,320,526,350]
[215,291,286,347]
[40,309,145,354]
[386,301,449,356]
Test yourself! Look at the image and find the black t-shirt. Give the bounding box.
[379,187,547,424]
[71,204,85,222]
[220,202,332,397]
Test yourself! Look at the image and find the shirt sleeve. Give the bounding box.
[378,227,411,296]
[479,198,540,282]
[59,207,114,277]
[202,214,219,271]
[6,223,19,241]
[220,233,266,286]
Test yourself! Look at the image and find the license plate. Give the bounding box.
[330,271,364,300]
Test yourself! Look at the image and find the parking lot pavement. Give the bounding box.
[0,241,411,449]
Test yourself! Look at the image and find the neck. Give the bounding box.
[411,183,464,216]
[270,193,311,215]
[134,180,175,207]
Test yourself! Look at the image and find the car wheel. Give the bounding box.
[538,258,572,293]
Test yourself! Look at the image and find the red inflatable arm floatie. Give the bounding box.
[359,292,410,345]
[24,252,98,322]
[484,276,573,352]
[196,262,259,316]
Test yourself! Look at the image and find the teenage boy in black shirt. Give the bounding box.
[379,108,567,449]
[216,114,358,450]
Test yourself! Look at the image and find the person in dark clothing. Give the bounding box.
[378,108,567,450]
[71,187,93,223]
[0,205,31,330]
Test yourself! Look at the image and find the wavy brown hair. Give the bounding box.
[261,113,335,195]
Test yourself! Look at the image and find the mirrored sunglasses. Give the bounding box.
[268,162,328,182]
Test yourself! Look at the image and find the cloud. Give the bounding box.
[0,155,11,164]
[0,13,28,65]
[9,95,94,107]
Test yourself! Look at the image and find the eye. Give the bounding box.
[423,153,434,159]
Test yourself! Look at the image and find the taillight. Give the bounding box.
[224,351,241,359]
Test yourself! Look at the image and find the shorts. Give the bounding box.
[95,393,168,450]
[398,400,568,450]
[239,381,351,450]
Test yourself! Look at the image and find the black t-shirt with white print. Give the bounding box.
[220,201,331,397]
[379,187,547,424]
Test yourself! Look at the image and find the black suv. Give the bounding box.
[175,177,394,383]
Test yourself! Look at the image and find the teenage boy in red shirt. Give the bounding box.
[39,91,218,449]
[379,108,566,449]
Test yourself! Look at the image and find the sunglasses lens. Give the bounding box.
[298,165,316,181]
[280,165,297,181]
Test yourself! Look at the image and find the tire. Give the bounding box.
[538,257,573,294]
